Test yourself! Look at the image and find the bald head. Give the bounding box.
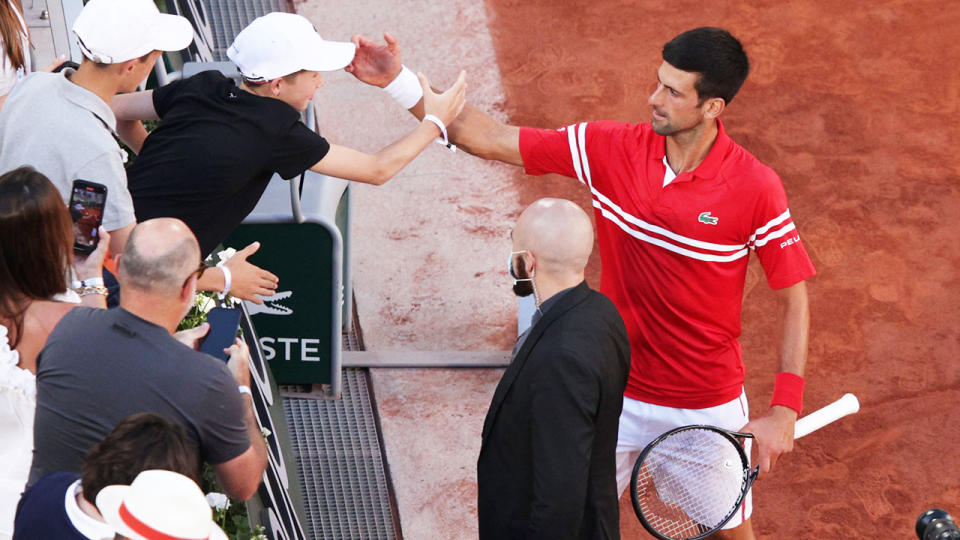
[118,218,201,293]
[513,198,594,276]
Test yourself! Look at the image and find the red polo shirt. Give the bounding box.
[519,120,815,408]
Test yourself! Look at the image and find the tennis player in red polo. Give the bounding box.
[348,26,814,539]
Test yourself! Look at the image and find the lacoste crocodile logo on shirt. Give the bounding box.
[698,212,718,225]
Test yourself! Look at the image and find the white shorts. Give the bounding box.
[615,390,752,529]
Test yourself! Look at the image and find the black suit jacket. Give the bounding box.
[478,282,630,540]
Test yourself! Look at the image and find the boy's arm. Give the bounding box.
[112,91,158,153]
[310,121,439,185]
[308,71,466,184]
[112,90,159,120]
[116,120,149,154]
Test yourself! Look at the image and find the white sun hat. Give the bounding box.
[96,469,228,540]
[227,12,356,82]
[72,0,194,64]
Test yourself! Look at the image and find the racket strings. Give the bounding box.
[634,428,747,539]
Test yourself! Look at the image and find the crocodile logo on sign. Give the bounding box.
[244,291,293,316]
[698,212,718,225]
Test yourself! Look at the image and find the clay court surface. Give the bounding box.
[300,0,960,537]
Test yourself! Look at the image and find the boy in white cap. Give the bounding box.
[112,12,467,258]
[0,0,277,306]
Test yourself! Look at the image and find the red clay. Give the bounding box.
[482,1,960,538]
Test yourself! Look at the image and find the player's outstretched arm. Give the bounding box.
[310,71,466,184]
[346,32,523,166]
[740,280,809,473]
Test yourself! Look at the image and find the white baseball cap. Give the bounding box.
[227,12,356,82]
[73,0,194,64]
[96,469,228,540]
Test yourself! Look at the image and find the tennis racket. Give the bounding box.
[630,393,860,540]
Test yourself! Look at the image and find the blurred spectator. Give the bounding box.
[0,0,276,304]
[13,412,202,540]
[0,167,108,539]
[29,218,267,501]
[0,0,29,97]
[0,0,70,111]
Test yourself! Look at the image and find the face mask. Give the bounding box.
[509,250,535,298]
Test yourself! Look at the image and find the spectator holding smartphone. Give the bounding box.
[0,0,278,305]
[29,218,267,502]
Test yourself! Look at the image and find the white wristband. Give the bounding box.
[238,385,252,397]
[383,65,423,109]
[423,114,456,153]
[82,277,104,287]
[217,265,232,297]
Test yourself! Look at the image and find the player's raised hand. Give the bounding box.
[740,405,798,474]
[345,32,403,88]
[419,71,466,127]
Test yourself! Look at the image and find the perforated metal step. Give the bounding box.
[200,0,289,60]
[283,370,400,539]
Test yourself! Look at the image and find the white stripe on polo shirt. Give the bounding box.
[753,222,797,248]
[565,122,751,263]
[566,125,585,185]
[749,209,792,243]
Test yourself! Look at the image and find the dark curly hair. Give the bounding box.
[80,413,200,505]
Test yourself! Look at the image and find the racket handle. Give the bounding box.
[794,393,860,439]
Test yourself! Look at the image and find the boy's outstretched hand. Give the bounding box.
[420,71,467,127]
[346,32,404,88]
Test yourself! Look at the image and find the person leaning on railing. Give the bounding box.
[111,12,466,259]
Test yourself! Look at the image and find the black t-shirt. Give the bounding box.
[127,70,330,255]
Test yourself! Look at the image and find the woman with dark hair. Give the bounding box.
[0,166,109,539]
[0,1,66,111]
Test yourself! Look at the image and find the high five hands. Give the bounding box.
[345,32,466,134]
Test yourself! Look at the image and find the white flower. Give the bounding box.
[216,247,237,266]
[205,492,231,511]
[194,294,217,314]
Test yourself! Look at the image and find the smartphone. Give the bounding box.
[53,60,80,73]
[68,180,108,255]
[200,307,243,361]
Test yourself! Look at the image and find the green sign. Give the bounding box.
[226,220,342,385]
